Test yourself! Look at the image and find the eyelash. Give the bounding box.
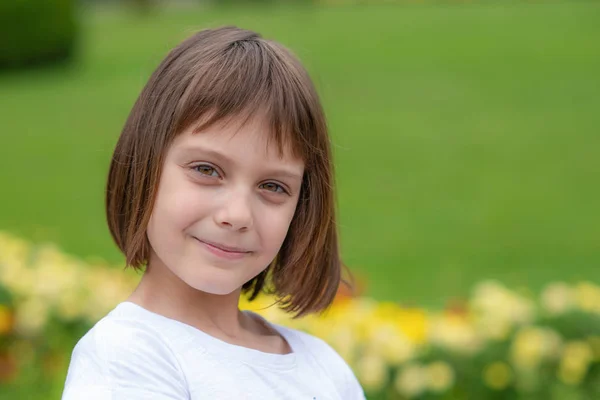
[190,164,289,195]
[193,164,220,178]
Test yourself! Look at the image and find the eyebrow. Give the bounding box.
[179,146,236,166]
[178,145,304,181]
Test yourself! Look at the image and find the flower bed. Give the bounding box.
[1,231,599,399]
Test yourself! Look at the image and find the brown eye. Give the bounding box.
[260,182,285,194]
[193,164,220,177]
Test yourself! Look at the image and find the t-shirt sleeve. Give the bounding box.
[61,319,189,400]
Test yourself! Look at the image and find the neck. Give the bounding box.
[127,255,250,340]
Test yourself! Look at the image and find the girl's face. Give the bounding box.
[146,117,305,295]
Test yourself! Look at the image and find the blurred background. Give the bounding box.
[1,0,599,399]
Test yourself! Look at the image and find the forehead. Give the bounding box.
[171,116,305,169]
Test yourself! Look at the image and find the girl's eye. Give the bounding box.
[193,164,220,178]
[260,182,286,194]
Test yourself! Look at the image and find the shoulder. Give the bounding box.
[273,323,366,400]
[62,307,189,399]
[77,314,183,369]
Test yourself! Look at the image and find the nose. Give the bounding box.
[213,190,253,232]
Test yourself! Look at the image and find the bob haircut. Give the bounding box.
[106,26,352,318]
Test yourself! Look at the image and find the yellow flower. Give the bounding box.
[56,288,87,321]
[394,363,427,398]
[32,257,80,302]
[558,365,586,386]
[1,259,34,297]
[562,341,594,365]
[0,232,31,266]
[511,327,562,370]
[383,332,416,366]
[429,312,483,354]
[558,341,593,386]
[83,266,136,321]
[426,361,455,393]
[365,322,416,365]
[574,282,600,314]
[371,303,428,344]
[0,305,14,334]
[483,362,512,390]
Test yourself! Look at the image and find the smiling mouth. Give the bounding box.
[193,237,252,259]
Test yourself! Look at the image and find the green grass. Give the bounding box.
[1,1,599,307]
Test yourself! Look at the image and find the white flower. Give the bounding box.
[476,316,512,341]
[355,352,388,393]
[511,327,562,370]
[471,281,535,342]
[395,363,428,398]
[541,282,574,315]
[15,298,50,335]
[426,361,455,393]
[367,323,416,365]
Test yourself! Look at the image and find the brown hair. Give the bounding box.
[106,26,353,318]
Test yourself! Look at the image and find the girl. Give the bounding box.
[62,26,366,399]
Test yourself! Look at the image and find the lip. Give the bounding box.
[193,237,252,260]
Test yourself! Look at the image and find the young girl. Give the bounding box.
[61,26,366,399]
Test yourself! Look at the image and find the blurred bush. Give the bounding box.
[0,0,78,69]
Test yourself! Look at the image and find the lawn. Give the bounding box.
[1,1,599,307]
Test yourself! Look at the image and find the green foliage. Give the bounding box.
[213,0,315,6]
[0,0,78,69]
[0,0,599,304]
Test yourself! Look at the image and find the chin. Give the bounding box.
[201,286,240,296]
[184,277,242,296]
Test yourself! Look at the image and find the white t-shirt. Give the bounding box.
[62,302,366,400]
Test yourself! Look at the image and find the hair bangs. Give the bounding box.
[172,39,319,163]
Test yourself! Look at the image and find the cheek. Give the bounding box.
[152,174,208,230]
[154,195,198,231]
[147,170,206,245]
[257,203,298,254]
